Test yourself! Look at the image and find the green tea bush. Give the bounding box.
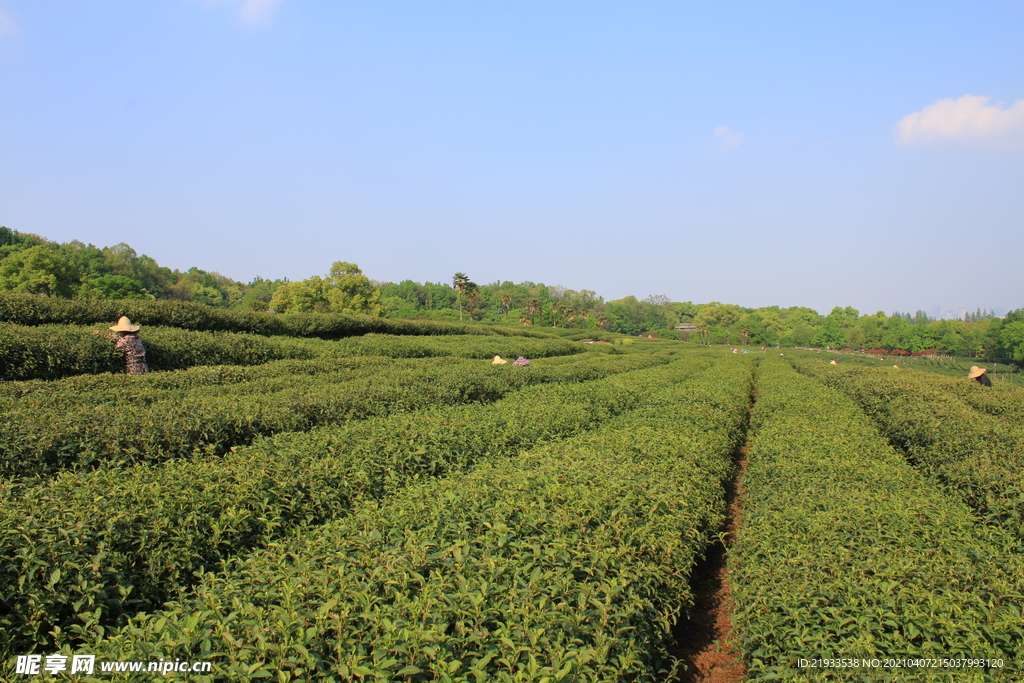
[731,359,1024,682]
[321,334,583,361]
[1,351,662,480]
[0,294,558,339]
[0,350,610,405]
[72,356,752,682]
[0,324,585,381]
[927,375,1024,423]
[794,361,1024,543]
[0,356,399,403]
[0,324,317,380]
[0,353,716,662]
[0,323,123,378]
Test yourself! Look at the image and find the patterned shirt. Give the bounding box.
[107,333,150,374]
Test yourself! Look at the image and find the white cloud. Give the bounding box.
[0,8,21,40]
[894,94,1024,144]
[712,124,744,152]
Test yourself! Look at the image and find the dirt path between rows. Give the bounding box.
[667,440,749,683]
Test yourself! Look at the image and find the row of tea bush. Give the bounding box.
[60,356,753,681]
[0,353,719,663]
[731,359,1023,681]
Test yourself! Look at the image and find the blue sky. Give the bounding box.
[1,1,1022,315]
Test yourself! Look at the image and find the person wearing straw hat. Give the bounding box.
[93,316,149,374]
[968,365,991,387]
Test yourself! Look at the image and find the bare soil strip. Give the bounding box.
[668,441,749,683]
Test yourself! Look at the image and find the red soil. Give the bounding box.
[669,444,749,683]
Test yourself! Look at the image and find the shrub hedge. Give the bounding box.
[323,334,584,361]
[0,294,558,339]
[794,361,1024,544]
[730,358,1024,682]
[928,375,1024,423]
[0,352,707,660]
[0,356,400,403]
[0,323,319,380]
[0,324,585,382]
[1,351,660,480]
[66,356,752,682]
[0,350,603,404]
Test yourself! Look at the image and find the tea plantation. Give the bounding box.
[1,308,1022,681]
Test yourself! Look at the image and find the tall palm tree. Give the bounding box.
[526,298,540,326]
[550,303,562,328]
[498,290,513,323]
[452,273,470,320]
[464,282,480,320]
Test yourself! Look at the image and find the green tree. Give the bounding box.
[778,306,821,327]
[811,316,844,348]
[847,311,887,349]
[190,284,225,307]
[237,276,283,311]
[833,306,859,321]
[498,290,513,323]
[78,275,151,300]
[325,262,384,316]
[669,301,701,321]
[737,313,773,346]
[606,296,669,335]
[693,303,744,330]
[0,244,81,297]
[0,226,18,248]
[270,263,383,316]
[0,226,46,261]
[462,282,481,320]
[423,282,456,311]
[881,317,913,351]
[961,324,990,358]
[523,298,539,325]
[168,267,230,307]
[811,308,853,348]
[133,255,172,298]
[779,321,816,347]
[269,277,328,313]
[998,320,1024,362]
[59,241,112,280]
[451,273,472,320]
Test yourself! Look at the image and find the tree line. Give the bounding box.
[0,226,281,310]
[1,226,1021,363]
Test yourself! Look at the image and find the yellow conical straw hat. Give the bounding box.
[108,316,140,332]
